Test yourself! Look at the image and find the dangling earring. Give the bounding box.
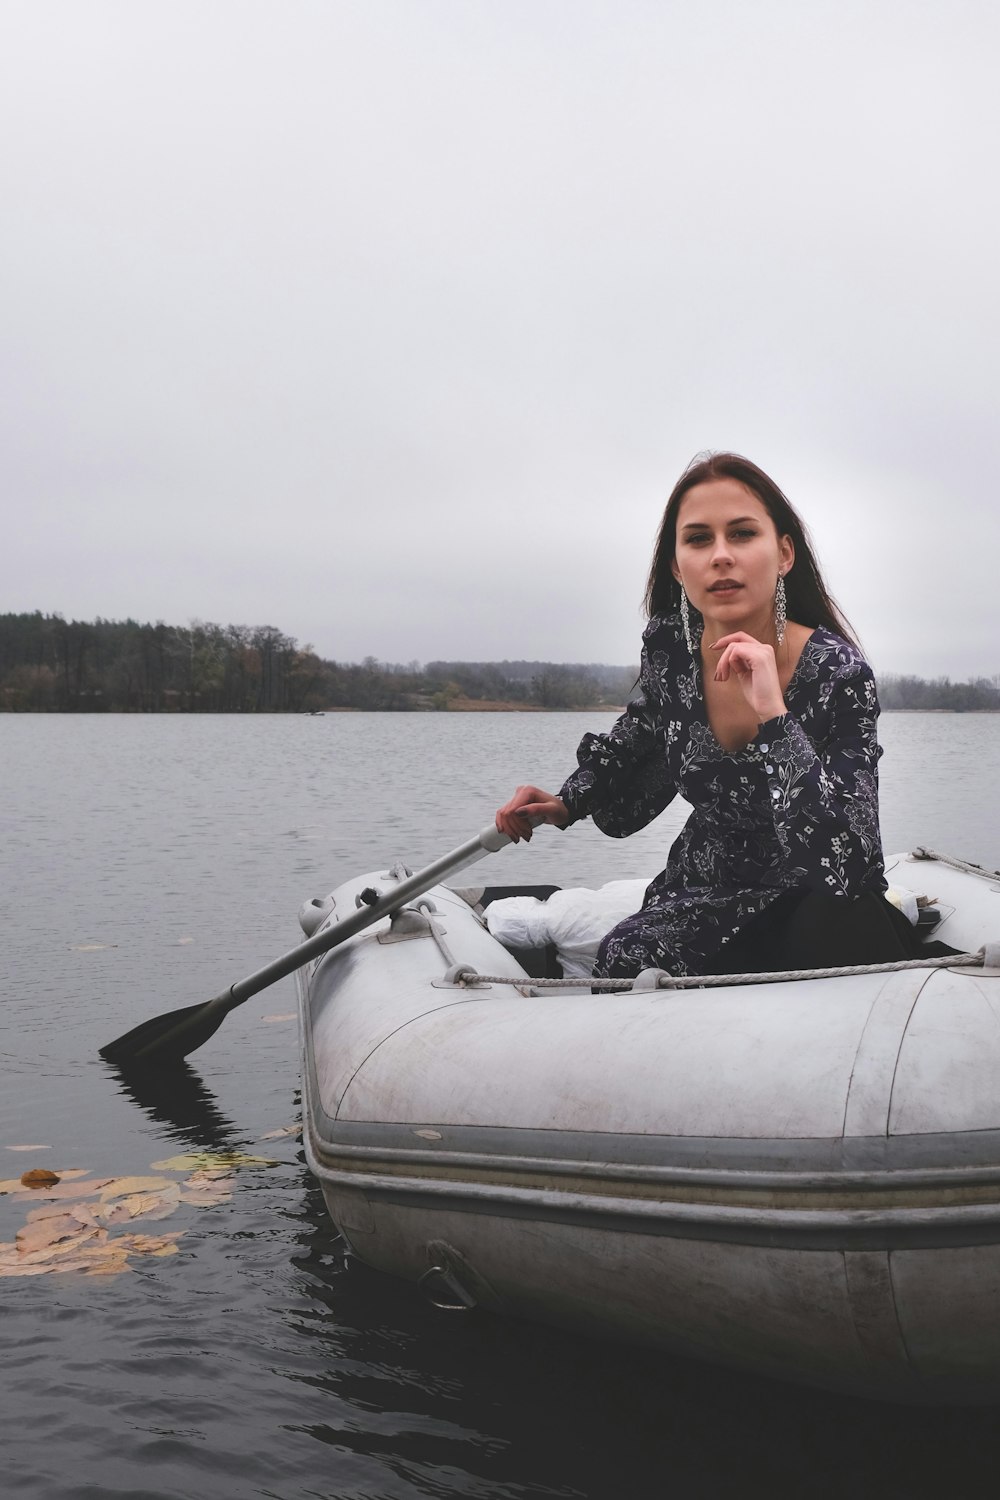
[774,573,787,646]
[679,588,695,655]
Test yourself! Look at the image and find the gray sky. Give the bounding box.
[3,0,998,677]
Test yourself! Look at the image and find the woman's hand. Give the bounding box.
[710,632,787,724]
[495,785,570,842]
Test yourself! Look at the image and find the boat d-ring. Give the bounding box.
[417,1242,481,1311]
[418,1262,478,1312]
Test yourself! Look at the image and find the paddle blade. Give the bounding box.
[99,994,232,1067]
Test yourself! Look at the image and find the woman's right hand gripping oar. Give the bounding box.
[496,785,570,843]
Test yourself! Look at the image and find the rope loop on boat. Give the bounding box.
[910,847,1000,881]
[461,948,988,993]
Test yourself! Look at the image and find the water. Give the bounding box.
[3,711,1000,1499]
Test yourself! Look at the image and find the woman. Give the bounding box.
[496,452,916,980]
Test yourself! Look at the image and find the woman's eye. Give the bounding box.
[685,533,711,546]
[731,529,757,540]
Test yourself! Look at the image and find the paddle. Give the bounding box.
[99,823,512,1068]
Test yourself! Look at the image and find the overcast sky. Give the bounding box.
[3,0,998,677]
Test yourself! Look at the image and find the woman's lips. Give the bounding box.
[708,581,742,593]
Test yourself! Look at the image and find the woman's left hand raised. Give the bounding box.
[710,632,787,724]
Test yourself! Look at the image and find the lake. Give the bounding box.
[3,710,1000,1499]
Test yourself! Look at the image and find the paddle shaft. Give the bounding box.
[218,821,512,1015]
[99,821,514,1065]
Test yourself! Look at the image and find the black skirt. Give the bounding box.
[716,888,956,976]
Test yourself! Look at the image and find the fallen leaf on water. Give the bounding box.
[15,1217,76,1252]
[71,943,118,951]
[6,1144,51,1152]
[96,1186,182,1225]
[184,1169,235,1188]
[26,1202,99,1229]
[258,1125,300,1140]
[16,1213,83,1250]
[98,1176,178,1201]
[11,1178,115,1202]
[13,1225,106,1264]
[20,1169,60,1188]
[179,1171,234,1207]
[150,1152,277,1172]
[175,937,195,945]
[261,1013,296,1023]
[117,1232,183,1257]
[82,1256,133,1277]
[0,1258,53,1277]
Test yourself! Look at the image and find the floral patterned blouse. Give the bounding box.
[558,613,886,977]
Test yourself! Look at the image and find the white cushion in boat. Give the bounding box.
[485,880,650,978]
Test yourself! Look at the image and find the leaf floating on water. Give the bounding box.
[175,937,195,946]
[117,1231,183,1257]
[150,1152,277,1172]
[258,1125,301,1141]
[6,1144,51,1152]
[71,943,118,951]
[16,1214,86,1252]
[26,1202,100,1231]
[261,1013,296,1024]
[179,1170,234,1207]
[16,1219,105,1259]
[97,1186,182,1225]
[20,1169,60,1188]
[98,1176,178,1200]
[15,1178,115,1202]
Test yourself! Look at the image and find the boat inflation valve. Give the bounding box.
[298,894,336,937]
[357,887,381,908]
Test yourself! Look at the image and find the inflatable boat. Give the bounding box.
[296,837,1000,1404]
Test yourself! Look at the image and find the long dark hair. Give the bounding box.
[644,452,857,645]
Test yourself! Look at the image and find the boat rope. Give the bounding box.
[909,847,1000,881]
[455,948,991,993]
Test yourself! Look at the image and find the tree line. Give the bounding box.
[1,613,996,713]
[878,674,1000,712]
[0,612,637,712]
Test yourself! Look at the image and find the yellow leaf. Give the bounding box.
[18,1178,114,1202]
[150,1152,277,1172]
[16,1214,80,1251]
[99,1176,177,1200]
[258,1125,300,1140]
[118,1232,183,1256]
[104,1188,181,1223]
[0,1259,53,1277]
[83,1259,132,1276]
[184,1170,235,1188]
[16,1226,105,1264]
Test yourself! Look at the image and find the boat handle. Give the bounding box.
[418,1262,479,1312]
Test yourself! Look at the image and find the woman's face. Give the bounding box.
[671,478,794,638]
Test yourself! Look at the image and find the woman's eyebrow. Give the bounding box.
[680,515,756,531]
